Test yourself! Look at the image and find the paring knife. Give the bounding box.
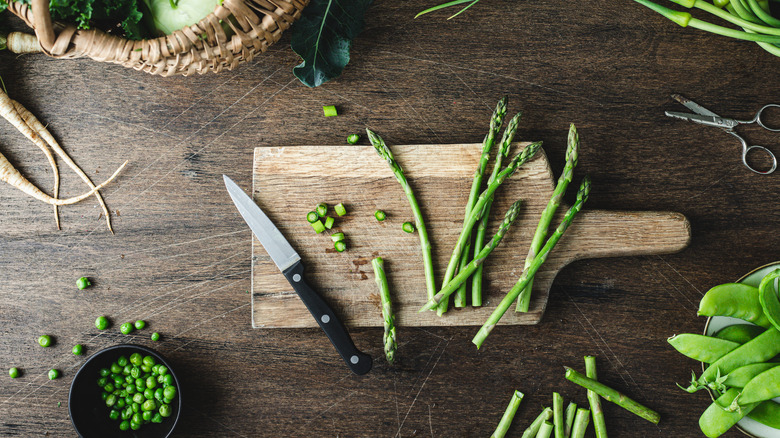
[223,175,372,375]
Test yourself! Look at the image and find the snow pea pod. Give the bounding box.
[734,364,780,405]
[698,283,772,328]
[725,363,779,388]
[699,388,758,438]
[748,400,780,429]
[759,269,780,332]
[698,327,780,387]
[714,324,765,344]
[668,334,739,363]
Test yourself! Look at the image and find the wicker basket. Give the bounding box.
[7,0,309,76]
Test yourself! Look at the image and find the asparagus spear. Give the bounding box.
[521,407,553,438]
[517,124,579,312]
[472,111,521,306]
[537,421,554,438]
[585,356,608,438]
[447,97,508,312]
[440,141,541,303]
[564,402,578,438]
[367,129,436,302]
[371,257,396,363]
[419,200,522,312]
[490,390,524,438]
[472,176,591,348]
[564,367,660,424]
[553,392,565,438]
[569,408,591,438]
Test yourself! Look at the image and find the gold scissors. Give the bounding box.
[665,94,779,175]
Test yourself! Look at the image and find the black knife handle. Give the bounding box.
[282,261,372,375]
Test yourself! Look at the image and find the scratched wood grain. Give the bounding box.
[3,0,780,436]
[251,145,690,327]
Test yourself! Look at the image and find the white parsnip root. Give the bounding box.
[0,32,42,54]
[0,81,127,232]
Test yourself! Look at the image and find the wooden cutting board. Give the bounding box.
[250,144,691,328]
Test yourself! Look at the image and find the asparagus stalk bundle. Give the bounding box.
[439,141,541,303]
[516,124,579,312]
[419,200,523,312]
[367,129,437,302]
[371,257,397,363]
[472,110,521,307]
[472,176,591,349]
[447,96,508,312]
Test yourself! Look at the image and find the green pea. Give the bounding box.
[134,320,146,330]
[116,398,126,409]
[146,376,157,389]
[154,388,164,401]
[125,375,134,384]
[157,374,165,384]
[120,323,134,335]
[101,391,109,401]
[71,344,84,355]
[144,388,154,400]
[130,420,141,431]
[140,365,151,373]
[76,277,91,290]
[163,386,177,400]
[132,393,144,404]
[151,332,160,341]
[159,404,172,417]
[346,134,360,144]
[104,383,114,393]
[123,401,133,412]
[105,395,117,407]
[143,356,156,367]
[115,356,127,367]
[9,367,19,378]
[126,385,136,395]
[129,353,143,366]
[131,412,142,424]
[38,335,52,347]
[110,363,122,374]
[142,410,153,421]
[95,316,109,330]
[122,365,131,375]
[109,409,120,420]
[135,378,145,387]
[163,374,174,386]
[163,397,173,405]
[119,420,130,431]
[47,369,59,380]
[119,390,128,398]
[99,367,110,377]
[97,377,108,387]
[151,412,163,423]
[142,399,156,411]
[113,376,124,386]
[132,402,140,413]
[129,367,141,379]
[157,365,168,376]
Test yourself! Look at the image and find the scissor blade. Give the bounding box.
[224,175,300,273]
[664,111,740,130]
[671,94,721,118]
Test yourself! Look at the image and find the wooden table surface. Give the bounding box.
[2,1,779,436]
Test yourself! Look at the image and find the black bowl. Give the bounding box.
[69,344,182,438]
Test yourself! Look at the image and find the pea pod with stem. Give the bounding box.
[419,200,523,312]
[472,110,520,307]
[699,388,758,438]
[472,176,590,349]
[697,283,771,328]
[367,129,436,302]
[448,96,507,312]
[517,123,578,313]
[758,269,780,332]
[729,365,780,408]
[667,333,740,363]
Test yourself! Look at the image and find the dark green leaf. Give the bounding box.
[290,0,373,88]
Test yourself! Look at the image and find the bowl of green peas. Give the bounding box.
[68,344,181,437]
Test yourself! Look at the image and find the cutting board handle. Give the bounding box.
[559,210,691,263]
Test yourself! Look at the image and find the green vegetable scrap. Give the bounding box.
[316,203,328,217]
[330,232,345,242]
[324,216,335,229]
[322,106,338,117]
[371,257,396,363]
[38,335,52,347]
[72,344,84,355]
[334,202,347,217]
[311,220,326,234]
[77,276,91,290]
[490,390,524,438]
[401,221,415,233]
[334,240,347,252]
[96,316,110,330]
[374,210,386,221]
[306,211,319,223]
[416,0,483,19]
[291,0,374,87]
[9,367,19,378]
[347,134,360,145]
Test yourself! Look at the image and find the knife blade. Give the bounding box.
[223,175,372,375]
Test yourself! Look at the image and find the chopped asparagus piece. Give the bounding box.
[324,216,335,229]
[311,220,326,234]
[306,211,319,223]
[334,203,347,216]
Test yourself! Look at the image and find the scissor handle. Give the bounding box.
[754,104,780,132]
[743,144,777,175]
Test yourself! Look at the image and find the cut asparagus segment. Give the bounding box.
[372,257,396,363]
[490,390,524,438]
[311,220,326,234]
[324,216,335,229]
[521,407,553,438]
[334,202,347,216]
[585,356,607,438]
[564,367,660,424]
